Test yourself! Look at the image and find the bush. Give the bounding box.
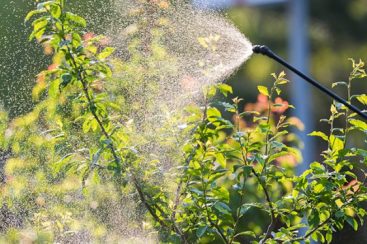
[0,1,366,243]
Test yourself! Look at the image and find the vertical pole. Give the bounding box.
[289,0,314,174]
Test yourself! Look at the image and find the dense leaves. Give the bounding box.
[0,1,366,243]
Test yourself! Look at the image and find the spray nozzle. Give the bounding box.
[252,45,268,54]
[252,45,276,59]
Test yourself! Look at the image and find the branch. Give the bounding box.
[238,138,276,243]
[203,186,229,244]
[289,216,332,242]
[132,175,188,243]
[171,99,210,235]
[54,10,187,241]
[200,150,229,244]
[255,169,277,243]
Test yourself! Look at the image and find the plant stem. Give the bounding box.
[238,132,276,243]
[172,96,209,219]
[196,144,229,244]
[343,78,352,146]
[202,177,229,244]
[262,87,274,175]
[255,169,276,243]
[230,112,251,243]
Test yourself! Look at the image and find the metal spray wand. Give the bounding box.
[253,45,367,121]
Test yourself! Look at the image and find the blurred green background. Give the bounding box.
[1,0,367,242]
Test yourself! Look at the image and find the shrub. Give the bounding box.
[0,1,366,243]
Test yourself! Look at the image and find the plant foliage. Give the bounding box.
[0,1,366,243]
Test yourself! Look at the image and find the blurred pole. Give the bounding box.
[289,1,315,241]
[289,0,314,174]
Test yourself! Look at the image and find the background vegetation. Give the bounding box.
[1,0,367,243]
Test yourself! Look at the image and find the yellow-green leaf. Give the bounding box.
[356,94,367,106]
[65,12,86,27]
[308,131,328,141]
[349,119,367,130]
[207,107,221,118]
[50,4,61,19]
[217,83,233,97]
[329,135,344,152]
[314,184,324,193]
[257,86,269,96]
[98,47,115,60]
[48,79,61,98]
[25,9,46,22]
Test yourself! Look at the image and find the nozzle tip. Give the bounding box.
[252,45,273,58]
[252,45,262,54]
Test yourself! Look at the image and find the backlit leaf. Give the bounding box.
[356,94,367,105]
[65,12,86,27]
[308,131,328,141]
[257,86,269,96]
[98,47,115,60]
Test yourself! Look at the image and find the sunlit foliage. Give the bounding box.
[0,1,366,243]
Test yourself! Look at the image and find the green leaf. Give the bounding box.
[326,231,333,243]
[86,45,98,54]
[60,73,72,88]
[92,148,103,165]
[215,153,226,168]
[25,9,46,22]
[356,94,367,106]
[29,18,48,41]
[239,205,252,216]
[349,119,367,130]
[196,226,208,238]
[190,188,203,196]
[242,165,252,178]
[219,102,236,113]
[275,77,289,85]
[97,63,113,77]
[106,102,121,111]
[37,1,54,10]
[48,79,61,97]
[65,12,86,27]
[214,202,231,214]
[311,231,325,242]
[98,47,115,60]
[335,210,344,218]
[329,134,344,151]
[308,131,328,141]
[314,183,324,193]
[257,86,269,96]
[234,231,256,238]
[207,107,221,119]
[217,83,233,97]
[50,4,62,18]
[82,117,92,133]
[310,162,325,174]
[308,210,320,229]
[346,217,359,231]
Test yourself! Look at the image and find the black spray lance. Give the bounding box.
[252,45,367,121]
